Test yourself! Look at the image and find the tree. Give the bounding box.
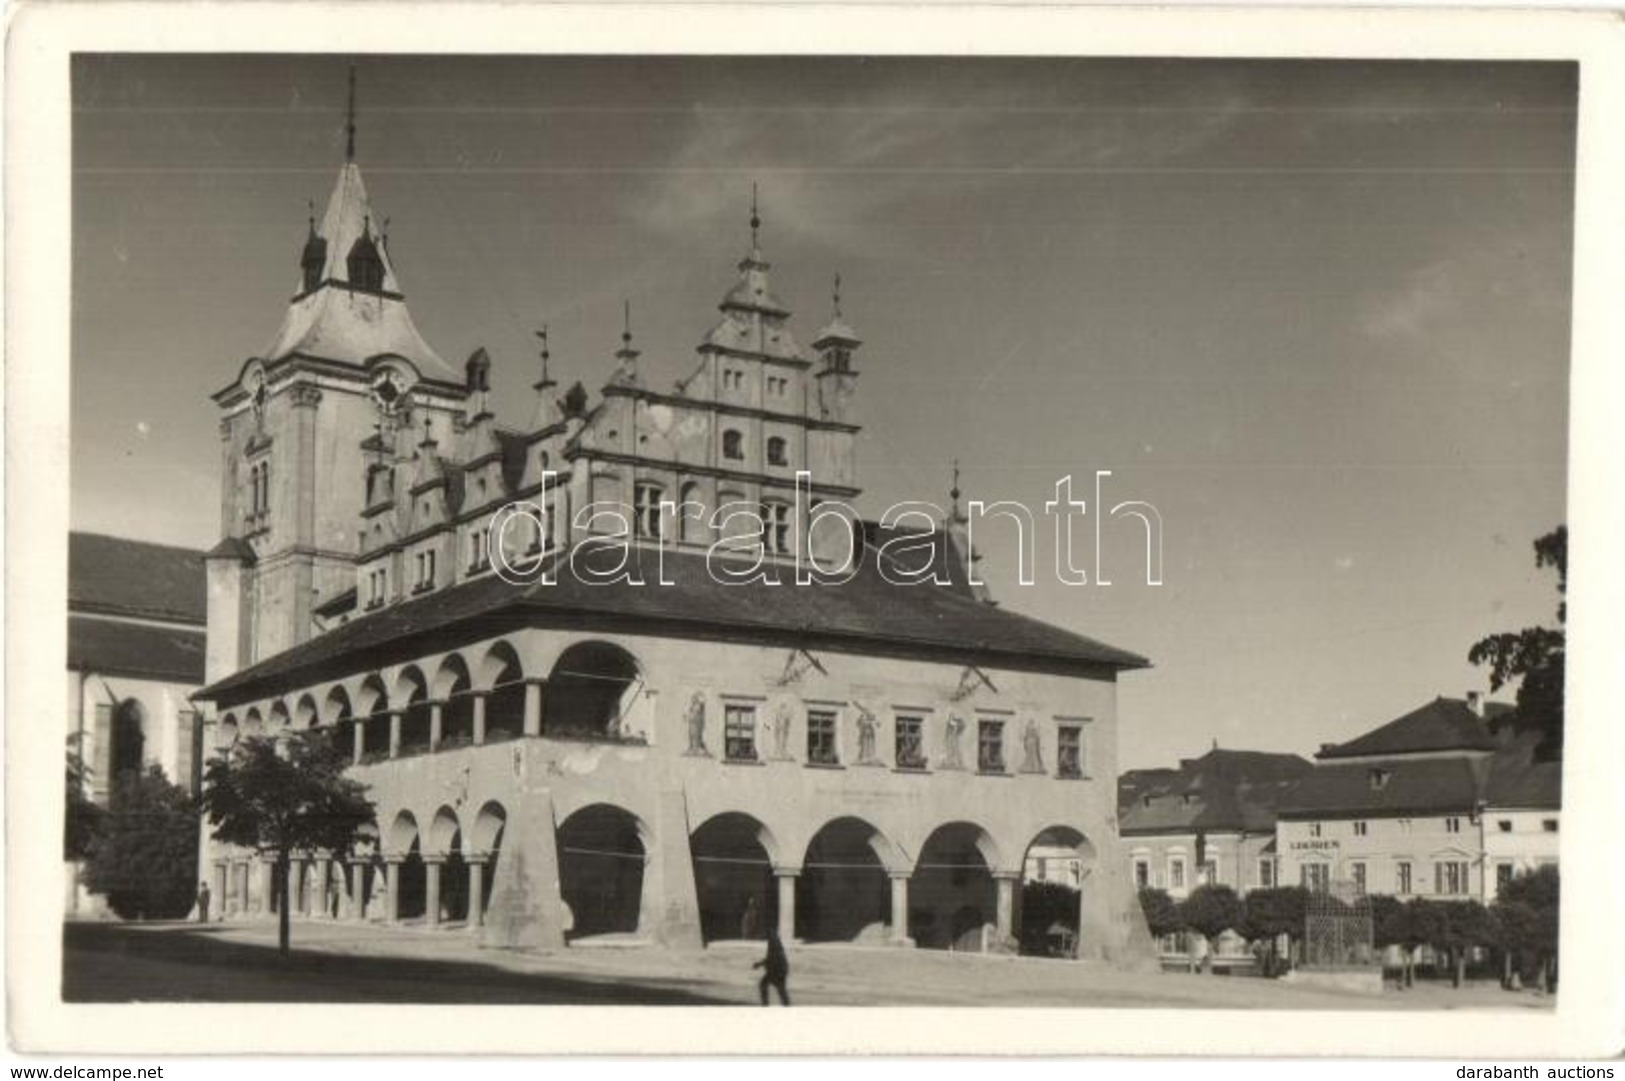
[1138,887,1181,940]
[1181,885,1242,942]
[1400,898,1444,987]
[1019,881,1081,957]
[1370,894,1410,986]
[1490,899,1539,990]
[1240,886,1308,976]
[200,730,375,955]
[64,736,104,862]
[83,766,198,920]
[1470,525,1566,758]
[1434,900,1494,988]
[1497,865,1559,992]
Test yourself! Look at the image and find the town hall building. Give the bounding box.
[193,105,1154,962]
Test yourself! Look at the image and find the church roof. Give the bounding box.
[69,615,206,684]
[259,163,455,380]
[195,529,1149,705]
[69,532,207,625]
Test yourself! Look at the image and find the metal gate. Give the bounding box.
[1303,881,1374,969]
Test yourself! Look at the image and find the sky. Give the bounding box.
[70,55,1575,770]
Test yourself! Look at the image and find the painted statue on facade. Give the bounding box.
[684,692,710,756]
[855,704,880,765]
[772,701,794,759]
[942,713,966,770]
[1020,718,1044,773]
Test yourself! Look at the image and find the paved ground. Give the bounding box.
[63,919,1556,1009]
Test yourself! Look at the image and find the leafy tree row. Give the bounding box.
[1139,868,1558,990]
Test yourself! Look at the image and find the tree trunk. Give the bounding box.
[278,852,292,956]
[1501,950,1511,990]
[1452,947,1464,989]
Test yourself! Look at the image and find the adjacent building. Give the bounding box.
[67,531,208,912]
[1275,694,1560,903]
[190,121,1155,960]
[1118,746,1313,899]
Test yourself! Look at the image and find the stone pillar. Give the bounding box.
[315,856,332,919]
[889,873,912,946]
[348,860,369,920]
[467,856,488,930]
[644,788,703,949]
[774,869,799,943]
[388,712,402,759]
[352,717,365,765]
[211,861,228,920]
[256,858,274,917]
[522,682,542,737]
[429,703,444,752]
[471,693,487,746]
[384,859,402,924]
[289,858,306,916]
[424,858,444,929]
[994,873,1019,945]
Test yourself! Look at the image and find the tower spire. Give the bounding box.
[750,182,761,254]
[346,63,358,162]
[534,323,555,389]
[950,459,964,523]
[833,272,843,319]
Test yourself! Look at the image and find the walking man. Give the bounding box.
[754,931,791,1006]
[196,880,212,924]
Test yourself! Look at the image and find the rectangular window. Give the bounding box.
[977,720,1005,773]
[1542,819,1558,833]
[634,483,664,540]
[1169,858,1186,891]
[426,549,436,587]
[1498,820,1513,833]
[1353,821,1368,837]
[1056,724,1083,778]
[1200,860,1218,885]
[760,502,791,555]
[724,704,757,762]
[1495,863,1514,896]
[1258,859,1274,889]
[1435,860,1469,895]
[1309,823,1322,838]
[1134,859,1150,890]
[1445,817,1462,834]
[1301,863,1330,893]
[1350,862,1367,895]
[806,710,838,766]
[895,715,926,770]
[1396,861,1413,894]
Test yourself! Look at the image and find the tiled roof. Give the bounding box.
[69,532,207,625]
[196,528,1149,705]
[1315,696,1505,760]
[1484,727,1562,810]
[68,615,206,684]
[1275,755,1490,819]
[1117,748,1313,834]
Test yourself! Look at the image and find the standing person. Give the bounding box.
[754,931,791,1006]
[196,881,211,924]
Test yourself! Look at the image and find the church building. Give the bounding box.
[193,97,1154,961]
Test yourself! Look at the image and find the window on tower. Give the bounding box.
[722,429,744,461]
[633,483,664,540]
[766,436,788,467]
[760,501,791,555]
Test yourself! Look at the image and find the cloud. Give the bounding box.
[627,80,1256,262]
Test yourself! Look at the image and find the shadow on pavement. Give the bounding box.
[62,922,735,1005]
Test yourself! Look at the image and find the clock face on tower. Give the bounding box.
[371,370,409,416]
